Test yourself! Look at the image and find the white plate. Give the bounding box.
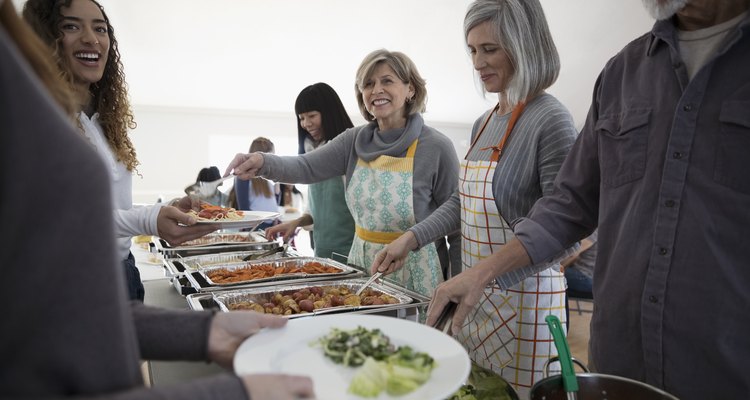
[234,314,470,400]
[196,211,279,230]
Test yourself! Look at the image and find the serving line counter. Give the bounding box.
[132,233,431,386]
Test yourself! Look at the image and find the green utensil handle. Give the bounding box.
[545,315,579,393]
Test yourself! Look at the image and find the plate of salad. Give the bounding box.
[233,314,471,399]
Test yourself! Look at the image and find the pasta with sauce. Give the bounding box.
[188,204,244,221]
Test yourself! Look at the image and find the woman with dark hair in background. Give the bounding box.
[196,166,229,207]
[266,83,356,259]
[22,0,214,302]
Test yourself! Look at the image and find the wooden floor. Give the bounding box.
[567,298,593,368]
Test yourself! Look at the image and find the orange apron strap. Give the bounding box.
[480,102,526,162]
[465,104,500,158]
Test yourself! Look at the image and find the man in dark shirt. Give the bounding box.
[428,1,750,399]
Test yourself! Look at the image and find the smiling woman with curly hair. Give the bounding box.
[22,0,137,171]
[22,0,217,301]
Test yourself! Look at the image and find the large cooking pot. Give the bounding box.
[529,357,679,400]
[536,315,679,400]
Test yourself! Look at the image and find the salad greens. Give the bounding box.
[448,361,517,400]
[313,326,436,397]
[314,326,394,367]
[348,346,435,397]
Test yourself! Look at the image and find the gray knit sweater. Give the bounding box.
[259,113,462,275]
[408,93,578,287]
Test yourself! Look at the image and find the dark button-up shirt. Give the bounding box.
[514,13,750,400]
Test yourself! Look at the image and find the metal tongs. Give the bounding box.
[431,301,458,334]
[242,243,288,261]
[355,271,383,296]
[184,175,234,197]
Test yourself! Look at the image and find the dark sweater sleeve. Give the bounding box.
[132,302,213,360]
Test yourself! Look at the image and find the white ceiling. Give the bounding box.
[15,0,654,128]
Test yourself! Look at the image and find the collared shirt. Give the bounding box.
[514,13,750,400]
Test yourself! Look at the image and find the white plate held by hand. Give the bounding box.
[194,211,279,230]
[233,314,471,400]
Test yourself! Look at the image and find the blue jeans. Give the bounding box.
[123,252,145,302]
[565,267,593,296]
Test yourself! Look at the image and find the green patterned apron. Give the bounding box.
[345,140,442,297]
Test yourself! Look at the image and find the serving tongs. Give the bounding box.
[242,243,288,261]
[431,301,458,334]
[184,175,234,197]
[355,271,383,296]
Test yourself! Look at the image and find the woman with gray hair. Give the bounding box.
[226,49,460,298]
[370,0,578,395]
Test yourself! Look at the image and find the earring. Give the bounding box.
[406,96,414,104]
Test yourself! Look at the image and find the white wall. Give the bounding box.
[13,0,655,203]
[129,104,474,202]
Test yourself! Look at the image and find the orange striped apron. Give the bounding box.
[457,103,567,398]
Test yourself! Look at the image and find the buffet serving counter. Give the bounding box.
[136,233,432,387]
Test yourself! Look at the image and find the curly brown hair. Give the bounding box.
[23,0,139,171]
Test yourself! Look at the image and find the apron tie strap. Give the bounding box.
[355,225,404,244]
[470,101,526,162]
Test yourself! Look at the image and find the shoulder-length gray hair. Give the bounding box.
[464,0,559,106]
[354,49,427,122]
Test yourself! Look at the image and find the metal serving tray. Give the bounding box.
[162,249,289,278]
[186,278,430,320]
[150,232,276,258]
[197,257,359,287]
[183,260,364,294]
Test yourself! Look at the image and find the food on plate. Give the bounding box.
[312,326,436,397]
[206,261,342,284]
[225,285,399,315]
[315,326,394,367]
[180,233,257,247]
[349,347,435,397]
[188,203,244,221]
[133,235,152,244]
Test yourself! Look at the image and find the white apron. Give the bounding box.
[345,140,442,297]
[457,104,567,398]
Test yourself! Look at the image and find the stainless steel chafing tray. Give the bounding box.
[186,278,430,320]
[182,259,364,294]
[197,257,359,287]
[150,232,276,258]
[162,249,290,278]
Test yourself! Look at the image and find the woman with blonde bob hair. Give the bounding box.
[225,49,461,297]
[372,1,578,396]
[354,49,427,122]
